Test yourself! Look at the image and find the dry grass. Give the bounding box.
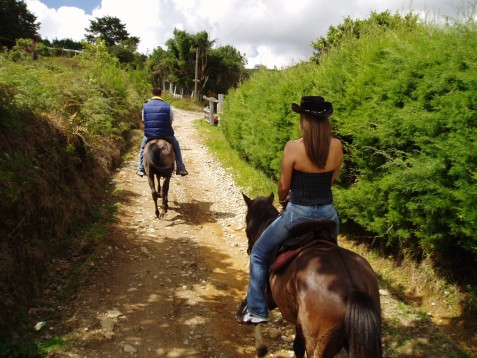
[340,236,476,357]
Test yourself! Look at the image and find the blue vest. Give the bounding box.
[143,98,174,138]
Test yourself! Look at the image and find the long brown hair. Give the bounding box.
[300,113,332,168]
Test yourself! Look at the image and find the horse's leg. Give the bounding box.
[297,307,341,358]
[147,174,160,218]
[307,328,345,358]
[254,324,268,357]
[159,176,171,219]
[297,317,341,357]
[293,324,306,358]
[156,174,162,197]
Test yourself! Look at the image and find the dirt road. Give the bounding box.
[47,109,295,358]
[43,109,473,358]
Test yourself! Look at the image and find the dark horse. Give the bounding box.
[240,193,382,358]
[143,139,175,218]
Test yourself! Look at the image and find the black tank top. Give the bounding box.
[290,170,333,206]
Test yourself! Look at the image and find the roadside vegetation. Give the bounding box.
[220,12,477,310]
[0,41,148,355]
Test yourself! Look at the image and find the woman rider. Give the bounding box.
[237,96,343,324]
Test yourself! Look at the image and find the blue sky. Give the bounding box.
[41,0,100,14]
[26,0,468,69]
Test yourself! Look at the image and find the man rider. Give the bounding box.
[137,87,188,177]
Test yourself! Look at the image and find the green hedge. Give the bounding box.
[220,22,477,260]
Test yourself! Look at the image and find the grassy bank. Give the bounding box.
[0,42,147,350]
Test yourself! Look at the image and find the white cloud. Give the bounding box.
[27,0,92,41]
[26,0,463,68]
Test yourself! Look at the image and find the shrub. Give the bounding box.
[220,21,477,261]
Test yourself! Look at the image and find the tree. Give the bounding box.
[0,0,40,49]
[85,16,142,66]
[146,29,246,97]
[164,29,215,96]
[205,45,246,96]
[145,46,171,87]
[50,38,83,51]
[150,29,216,97]
[110,37,144,68]
[85,16,130,47]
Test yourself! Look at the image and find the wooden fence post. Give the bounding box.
[217,94,224,126]
[203,95,219,125]
[217,94,224,113]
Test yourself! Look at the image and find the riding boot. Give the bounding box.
[169,136,188,175]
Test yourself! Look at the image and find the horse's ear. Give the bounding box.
[267,192,274,203]
[242,193,253,207]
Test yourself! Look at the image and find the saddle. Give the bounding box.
[269,219,337,273]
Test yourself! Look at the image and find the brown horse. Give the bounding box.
[240,193,382,358]
[143,139,175,218]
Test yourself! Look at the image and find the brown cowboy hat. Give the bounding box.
[291,96,333,119]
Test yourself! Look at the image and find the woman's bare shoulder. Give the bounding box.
[284,138,302,150]
[330,137,343,150]
[288,138,304,146]
[331,137,342,144]
[283,139,303,161]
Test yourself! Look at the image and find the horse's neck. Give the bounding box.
[260,213,278,234]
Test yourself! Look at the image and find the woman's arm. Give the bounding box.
[278,141,295,203]
[331,138,344,184]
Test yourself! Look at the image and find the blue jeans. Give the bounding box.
[246,202,339,318]
[139,136,186,172]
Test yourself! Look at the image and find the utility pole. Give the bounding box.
[194,46,199,102]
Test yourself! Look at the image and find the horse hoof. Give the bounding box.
[256,346,268,357]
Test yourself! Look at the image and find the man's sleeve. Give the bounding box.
[170,107,174,123]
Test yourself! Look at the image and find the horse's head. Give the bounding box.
[242,193,280,254]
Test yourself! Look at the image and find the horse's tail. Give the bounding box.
[345,290,382,358]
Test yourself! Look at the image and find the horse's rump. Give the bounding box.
[271,244,380,323]
[144,139,175,175]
